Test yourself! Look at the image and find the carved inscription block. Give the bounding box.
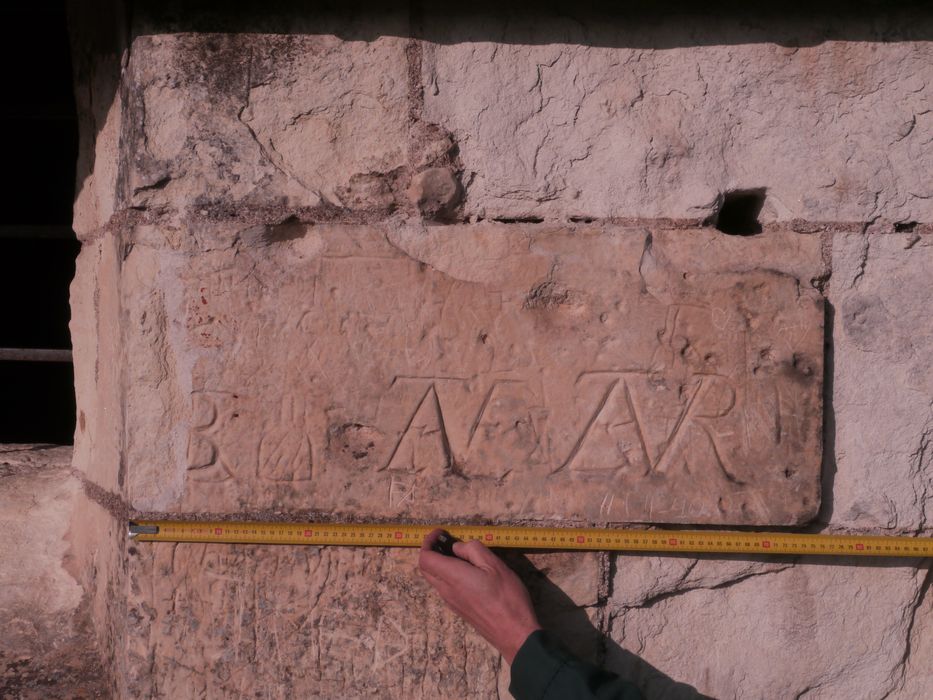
[123,224,824,524]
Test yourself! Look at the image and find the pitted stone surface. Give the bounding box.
[0,446,108,699]
[122,544,598,698]
[123,30,410,217]
[422,9,933,224]
[829,233,933,530]
[65,4,933,698]
[119,224,822,524]
[607,561,928,699]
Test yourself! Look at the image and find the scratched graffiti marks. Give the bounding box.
[143,225,822,523]
[258,395,313,482]
[123,544,501,698]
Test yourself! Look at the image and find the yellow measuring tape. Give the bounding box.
[129,520,933,558]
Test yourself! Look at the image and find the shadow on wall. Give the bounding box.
[503,545,922,699]
[504,551,714,700]
[131,0,933,47]
[816,301,837,527]
[67,0,933,219]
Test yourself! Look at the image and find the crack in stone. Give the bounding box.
[881,564,933,699]
[850,234,871,289]
[620,563,795,611]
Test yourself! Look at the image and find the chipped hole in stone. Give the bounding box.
[894,221,918,232]
[493,216,545,224]
[569,216,595,224]
[705,188,767,236]
[792,353,813,376]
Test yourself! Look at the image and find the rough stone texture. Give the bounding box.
[608,557,929,699]
[123,31,410,219]
[407,167,462,219]
[0,445,107,699]
[829,233,933,531]
[118,224,822,524]
[899,571,933,698]
[599,230,933,699]
[422,7,933,225]
[122,545,599,698]
[63,2,933,698]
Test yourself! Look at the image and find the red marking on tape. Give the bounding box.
[669,538,678,546]
[762,541,771,548]
[304,530,312,537]
[214,528,222,535]
[394,531,403,539]
[485,534,493,541]
[577,536,585,544]
[856,543,864,551]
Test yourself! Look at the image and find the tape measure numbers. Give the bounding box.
[129,521,933,558]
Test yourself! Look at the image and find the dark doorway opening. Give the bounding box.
[0,4,79,445]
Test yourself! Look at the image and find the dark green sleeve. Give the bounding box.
[509,630,644,700]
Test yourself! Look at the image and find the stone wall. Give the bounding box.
[67,2,933,697]
[0,445,107,699]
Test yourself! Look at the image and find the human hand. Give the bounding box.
[418,528,542,664]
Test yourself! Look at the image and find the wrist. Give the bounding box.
[500,623,543,665]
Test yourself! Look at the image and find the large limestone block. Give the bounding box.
[895,570,933,698]
[123,27,409,217]
[122,543,599,698]
[422,9,933,224]
[608,559,928,699]
[830,233,933,530]
[0,445,107,698]
[70,236,125,491]
[121,224,823,524]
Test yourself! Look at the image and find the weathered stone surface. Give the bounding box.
[897,570,933,698]
[123,30,410,217]
[120,224,822,524]
[830,233,933,530]
[422,10,933,224]
[607,559,929,699]
[68,0,125,239]
[71,235,125,492]
[0,445,107,699]
[122,543,599,698]
[64,5,933,698]
[407,167,462,219]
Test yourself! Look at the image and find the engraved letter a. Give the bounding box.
[384,384,452,474]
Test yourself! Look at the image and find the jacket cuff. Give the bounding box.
[509,630,570,700]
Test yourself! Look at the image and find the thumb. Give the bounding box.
[451,539,499,569]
